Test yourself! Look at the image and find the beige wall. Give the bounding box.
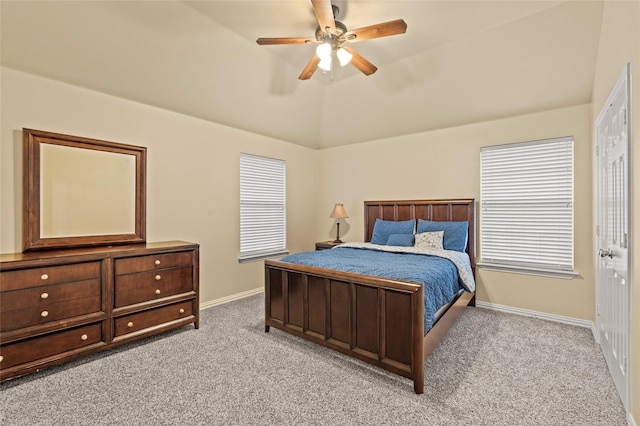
[591,0,639,420]
[317,104,594,321]
[0,67,319,305]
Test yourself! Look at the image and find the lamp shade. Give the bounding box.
[329,203,349,219]
[336,47,352,66]
[316,42,331,60]
[318,57,332,71]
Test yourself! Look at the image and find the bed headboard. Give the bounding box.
[364,199,476,267]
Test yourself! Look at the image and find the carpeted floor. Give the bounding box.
[0,294,627,425]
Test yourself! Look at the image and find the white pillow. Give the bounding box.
[414,231,444,250]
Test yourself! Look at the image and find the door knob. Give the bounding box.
[599,248,614,258]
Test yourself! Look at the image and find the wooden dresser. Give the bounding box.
[0,241,199,382]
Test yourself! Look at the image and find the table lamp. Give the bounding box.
[329,203,349,243]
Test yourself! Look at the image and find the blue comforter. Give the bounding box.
[279,245,464,333]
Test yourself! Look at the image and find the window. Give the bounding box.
[478,136,576,278]
[239,153,287,262]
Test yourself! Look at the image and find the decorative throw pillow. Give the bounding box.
[370,219,415,245]
[414,231,444,250]
[386,233,414,247]
[416,219,468,252]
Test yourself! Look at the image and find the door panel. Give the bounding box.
[595,63,630,412]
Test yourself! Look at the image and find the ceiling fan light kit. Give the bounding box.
[315,44,352,72]
[336,48,352,66]
[316,42,331,60]
[256,0,407,80]
[318,56,332,72]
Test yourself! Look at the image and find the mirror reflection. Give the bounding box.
[40,143,136,238]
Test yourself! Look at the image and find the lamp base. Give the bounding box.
[333,222,343,244]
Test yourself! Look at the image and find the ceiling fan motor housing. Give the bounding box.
[315,20,348,45]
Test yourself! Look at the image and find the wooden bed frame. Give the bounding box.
[264,199,476,394]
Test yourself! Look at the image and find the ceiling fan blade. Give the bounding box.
[256,37,313,45]
[311,0,336,34]
[345,19,407,42]
[298,55,321,80]
[343,46,377,76]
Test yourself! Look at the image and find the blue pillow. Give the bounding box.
[416,219,468,252]
[386,233,414,247]
[371,219,414,245]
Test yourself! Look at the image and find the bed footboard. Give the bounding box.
[265,259,426,394]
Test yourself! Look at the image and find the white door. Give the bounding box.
[595,63,631,412]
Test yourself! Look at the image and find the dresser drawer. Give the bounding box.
[0,241,198,383]
[0,262,101,292]
[115,251,193,275]
[0,279,102,332]
[114,266,193,308]
[114,300,193,338]
[0,323,103,370]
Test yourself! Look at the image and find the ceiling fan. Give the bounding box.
[256,0,407,80]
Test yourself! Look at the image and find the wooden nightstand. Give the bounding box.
[315,241,345,250]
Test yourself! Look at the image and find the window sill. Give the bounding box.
[238,250,289,264]
[477,262,578,280]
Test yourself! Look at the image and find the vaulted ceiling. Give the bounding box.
[0,1,604,149]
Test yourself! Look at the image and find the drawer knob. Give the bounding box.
[155,289,161,295]
[179,308,185,314]
[155,274,161,280]
[80,334,88,341]
[41,274,49,280]
[0,355,3,363]
[40,292,49,299]
[41,310,49,318]
[155,260,161,265]
[127,321,134,328]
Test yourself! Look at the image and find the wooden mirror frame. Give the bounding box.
[23,128,146,251]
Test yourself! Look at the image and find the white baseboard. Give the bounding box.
[200,287,264,310]
[202,293,596,328]
[475,301,594,329]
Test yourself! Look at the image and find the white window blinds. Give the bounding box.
[239,153,287,262]
[479,137,575,277]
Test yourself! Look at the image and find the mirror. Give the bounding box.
[23,128,146,251]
